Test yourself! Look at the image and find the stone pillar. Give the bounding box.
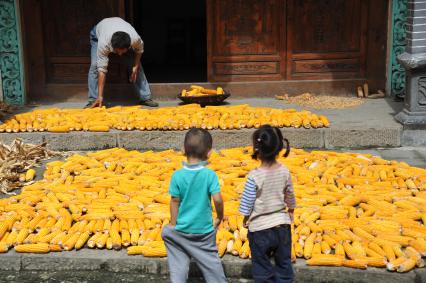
[389,0,407,98]
[0,0,25,105]
[395,0,426,125]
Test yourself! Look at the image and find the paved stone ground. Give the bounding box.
[20,97,404,130]
[0,249,421,283]
[1,98,414,149]
[1,99,425,282]
[0,147,423,281]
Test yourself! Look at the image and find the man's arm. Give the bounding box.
[169,197,180,226]
[130,52,142,83]
[212,193,224,229]
[91,43,109,107]
[91,71,106,108]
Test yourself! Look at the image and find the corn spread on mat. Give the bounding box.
[1,147,426,273]
[0,105,329,133]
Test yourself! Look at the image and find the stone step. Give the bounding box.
[0,126,403,151]
[0,250,420,283]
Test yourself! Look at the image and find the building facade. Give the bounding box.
[0,0,406,105]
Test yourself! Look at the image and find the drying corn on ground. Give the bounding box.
[0,147,426,273]
[0,104,329,133]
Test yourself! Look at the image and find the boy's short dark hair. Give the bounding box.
[184,128,213,160]
[111,31,131,49]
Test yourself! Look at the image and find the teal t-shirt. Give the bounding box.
[169,162,220,234]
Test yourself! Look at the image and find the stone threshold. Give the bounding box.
[0,127,402,151]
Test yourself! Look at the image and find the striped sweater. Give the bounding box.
[239,164,296,232]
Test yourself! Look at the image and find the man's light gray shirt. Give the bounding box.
[95,17,143,73]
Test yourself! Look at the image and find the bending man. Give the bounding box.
[87,17,158,108]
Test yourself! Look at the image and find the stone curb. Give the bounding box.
[0,126,403,150]
[0,250,422,282]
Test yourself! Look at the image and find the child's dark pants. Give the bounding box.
[248,224,294,283]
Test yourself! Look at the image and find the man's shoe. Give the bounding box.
[140,99,159,107]
[84,101,95,109]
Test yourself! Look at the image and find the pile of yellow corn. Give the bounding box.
[0,105,329,133]
[181,85,225,97]
[0,147,425,273]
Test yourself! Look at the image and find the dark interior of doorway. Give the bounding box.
[132,1,207,83]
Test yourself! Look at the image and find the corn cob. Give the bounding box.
[25,169,36,181]
[218,238,227,257]
[127,245,145,255]
[397,258,416,273]
[63,233,80,251]
[96,233,109,248]
[15,243,50,253]
[387,257,407,271]
[75,231,90,250]
[239,241,250,259]
[87,233,101,248]
[15,229,29,245]
[383,244,396,261]
[306,255,344,266]
[364,257,387,268]
[304,232,318,260]
[343,259,368,269]
[49,244,62,252]
[106,237,113,250]
[232,238,243,256]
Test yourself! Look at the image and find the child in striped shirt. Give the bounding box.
[239,125,296,283]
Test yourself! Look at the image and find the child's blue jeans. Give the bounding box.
[248,225,294,283]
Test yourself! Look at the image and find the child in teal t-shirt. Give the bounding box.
[161,128,227,283]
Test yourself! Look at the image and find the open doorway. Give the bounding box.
[133,1,207,83]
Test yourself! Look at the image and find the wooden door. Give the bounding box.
[40,0,126,83]
[207,0,377,82]
[286,0,368,80]
[207,0,285,81]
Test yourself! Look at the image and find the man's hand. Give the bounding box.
[90,96,103,108]
[130,65,139,83]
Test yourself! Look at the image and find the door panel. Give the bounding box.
[286,0,368,79]
[207,0,374,82]
[41,0,126,83]
[207,0,285,81]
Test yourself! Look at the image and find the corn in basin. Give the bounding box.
[0,147,425,272]
[0,104,329,133]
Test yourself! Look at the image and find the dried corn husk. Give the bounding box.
[0,139,58,194]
